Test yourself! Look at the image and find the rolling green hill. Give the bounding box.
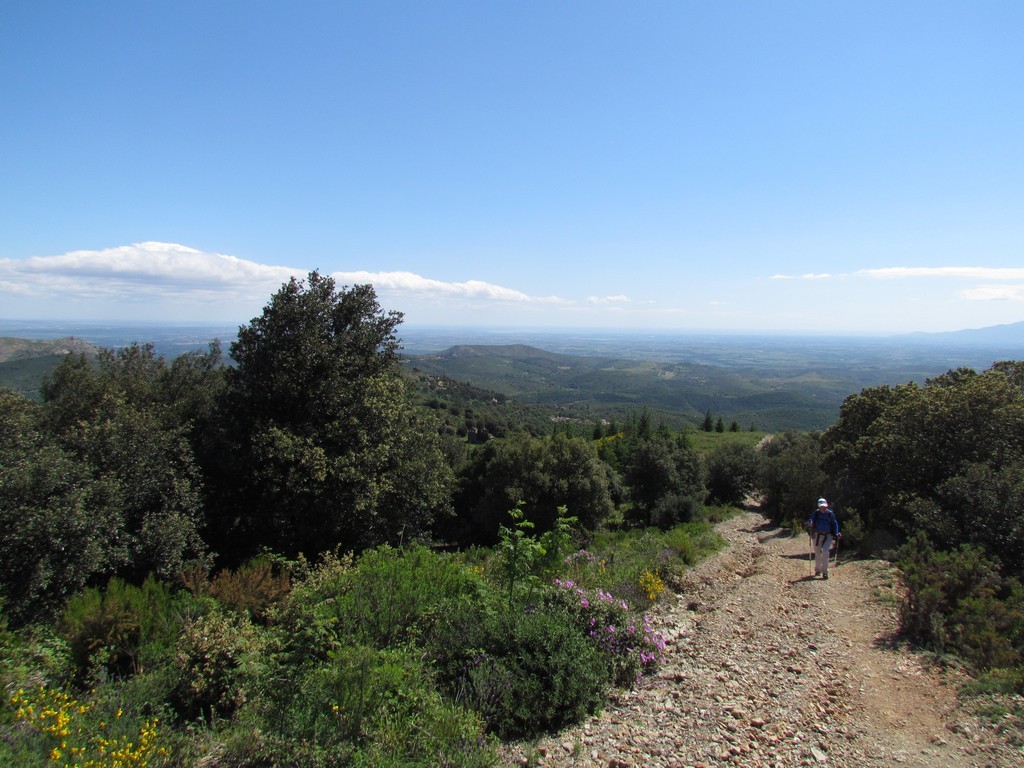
[0,337,99,399]
[6,327,1018,433]
[404,344,845,431]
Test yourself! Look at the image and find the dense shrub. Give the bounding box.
[170,609,266,721]
[425,599,608,739]
[283,544,490,657]
[60,576,204,685]
[0,601,73,698]
[896,533,1024,671]
[242,644,495,768]
[546,580,666,687]
[649,491,702,529]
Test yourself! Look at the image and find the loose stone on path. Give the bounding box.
[500,511,1022,768]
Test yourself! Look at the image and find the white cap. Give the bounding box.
[817,498,828,507]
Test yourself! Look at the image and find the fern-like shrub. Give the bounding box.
[183,555,292,623]
[60,576,203,684]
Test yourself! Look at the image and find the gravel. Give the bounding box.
[500,512,1024,768]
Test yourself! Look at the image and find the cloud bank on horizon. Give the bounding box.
[2,242,1022,333]
[0,243,575,325]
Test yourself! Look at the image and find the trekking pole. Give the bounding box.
[808,533,814,577]
[833,536,840,569]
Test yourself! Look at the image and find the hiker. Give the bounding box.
[806,497,840,580]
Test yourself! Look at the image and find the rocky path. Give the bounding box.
[502,512,1024,768]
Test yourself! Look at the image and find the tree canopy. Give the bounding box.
[208,271,453,560]
[822,362,1024,574]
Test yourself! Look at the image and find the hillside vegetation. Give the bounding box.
[406,343,840,431]
[0,337,99,399]
[404,335,1024,432]
[2,274,1024,767]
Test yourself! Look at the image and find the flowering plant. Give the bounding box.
[547,579,666,687]
[10,685,167,767]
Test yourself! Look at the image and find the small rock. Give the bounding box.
[810,745,828,763]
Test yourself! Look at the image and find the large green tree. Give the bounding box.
[452,433,615,544]
[622,432,706,528]
[705,442,761,506]
[37,343,212,585]
[0,391,112,623]
[210,272,453,560]
[757,430,827,526]
[821,362,1024,570]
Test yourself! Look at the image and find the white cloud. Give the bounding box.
[331,269,564,303]
[0,242,299,302]
[962,284,1024,301]
[0,243,571,322]
[858,267,1024,280]
[586,295,631,304]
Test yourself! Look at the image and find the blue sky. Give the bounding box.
[2,1,1023,334]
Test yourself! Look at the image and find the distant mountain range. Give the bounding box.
[2,319,1023,428]
[0,336,99,363]
[901,320,1024,346]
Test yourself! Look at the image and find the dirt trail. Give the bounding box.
[502,512,1023,768]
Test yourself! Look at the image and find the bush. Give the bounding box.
[0,614,73,697]
[649,493,702,529]
[836,506,867,553]
[284,544,490,657]
[425,600,608,739]
[60,576,203,685]
[170,610,266,721]
[237,644,495,768]
[546,581,666,687]
[896,533,1024,670]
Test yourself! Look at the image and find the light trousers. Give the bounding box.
[812,533,834,576]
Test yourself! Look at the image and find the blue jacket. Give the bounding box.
[806,507,840,536]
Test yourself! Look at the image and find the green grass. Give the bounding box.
[686,428,769,456]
